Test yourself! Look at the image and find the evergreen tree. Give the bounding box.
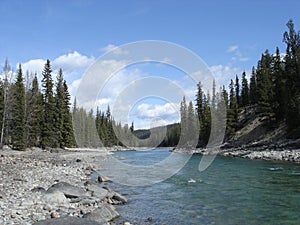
[235,75,240,107]
[249,67,257,105]
[27,76,43,147]
[222,85,229,109]
[180,96,188,145]
[283,19,300,131]
[187,101,197,146]
[202,92,211,145]
[54,69,65,147]
[0,79,4,146]
[41,60,56,148]
[62,80,75,147]
[272,47,287,121]
[11,65,26,150]
[241,71,249,107]
[211,79,216,110]
[256,50,274,119]
[227,79,238,135]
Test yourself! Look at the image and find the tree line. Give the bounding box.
[1,19,299,150]
[0,60,75,150]
[178,19,300,147]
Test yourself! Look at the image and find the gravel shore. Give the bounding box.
[0,147,127,225]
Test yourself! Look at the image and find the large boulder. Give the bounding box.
[85,183,109,200]
[43,191,69,205]
[32,216,102,225]
[83,203,119,223]
[47,182,89,198]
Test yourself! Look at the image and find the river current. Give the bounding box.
[102,148,300,225]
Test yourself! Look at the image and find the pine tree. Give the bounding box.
[256,50,274,119]
[211,79,216,110]
[272,47,287,121]
[222,85,229,109]
[241,71,249,107]
[235,75,240,107]
[27,76,43,147]
[62,80,75,147]
[202,92,211,145]
[11,64,26,150]
[41,60,56,148]
[227,79,238,135]
[54,69,65,147]
[0,79,4,146]
[249,67,257,105]
[180,96,188,145]
[283,19,300,132]
[187,101,197,146]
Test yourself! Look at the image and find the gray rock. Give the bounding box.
[83,203,119,223]
[112,192,128,204]
[31,187,46,193]
[32,216,102,225]
[97,175,111,183]
[43,191,69,205]
[86,183,109,200]
[47,182,89,198]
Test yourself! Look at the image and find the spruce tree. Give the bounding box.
[180,96,188,145]
[62,80,75,147]
[0,79,4,146]
[249,67,257,105]
[41,60,56,148]
[256,50,274,119]
[227,79,238,136]
[241,71,249,107]
[283,19,300,132]
[54,69,65,147]
[235,75,240,107]
[27,76,43,147]
[11,64,26,150]
[272,47,287,121]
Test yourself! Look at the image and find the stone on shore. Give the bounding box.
[47,182,89,198]
[84,182,109,200]
[43,190,69,205]
[32,216,102,225]
[83,203,119,224]
[112,192,128,204]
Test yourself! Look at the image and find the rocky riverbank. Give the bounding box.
[0,147,129,225]
[172,139,300,163]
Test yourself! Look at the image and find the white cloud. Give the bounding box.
[209,64,246,87]
[21,59,46,78]
[53,51,95,71]
[135,102,179,121]
[52,51,95,79]
[21,51,95,81]
[227,45,249,62]
[132,102,180,129]
[100,44,129,55]
[227,45,239,53]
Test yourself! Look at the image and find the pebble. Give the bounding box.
[50,211,59,218]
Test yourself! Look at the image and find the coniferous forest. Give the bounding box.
[0,20,299,150]
[178,19,300,147]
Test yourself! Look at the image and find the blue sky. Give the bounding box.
[0,0,300,128]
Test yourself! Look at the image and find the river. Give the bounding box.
[104,148,300,225]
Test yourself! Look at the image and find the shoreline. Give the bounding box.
[172,144,300,163]
[0,147,129,225]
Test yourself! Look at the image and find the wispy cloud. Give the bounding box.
[227,45,239,53]
[100,44,129,55]
[226,45,249,62]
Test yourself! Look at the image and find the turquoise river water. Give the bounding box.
[100,148,300,225]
